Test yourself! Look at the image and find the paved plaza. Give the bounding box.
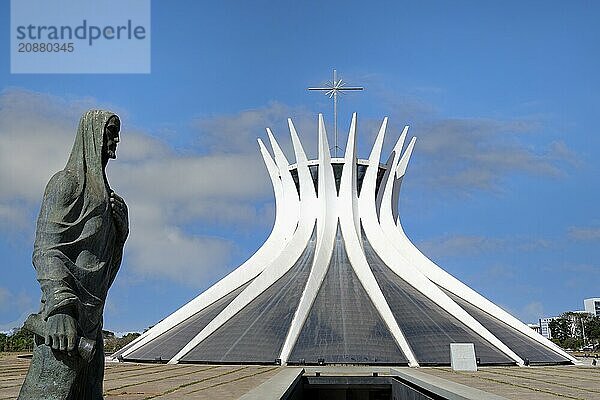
[422,364,600,400]
[0,354,281,400]
[1,353,598,399]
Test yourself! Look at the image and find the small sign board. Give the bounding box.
[450,343,477,372]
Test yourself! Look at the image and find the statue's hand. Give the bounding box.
[46,313,77,352]
[110,191,129,243]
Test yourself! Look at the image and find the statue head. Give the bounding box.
[102,115,121,166]
[64,110,120,200]
[66,110,119,170]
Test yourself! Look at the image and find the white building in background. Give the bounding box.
[113,115,576,367]
[539,317,556,339]
[538,305,596,341]
[584,298,600,317]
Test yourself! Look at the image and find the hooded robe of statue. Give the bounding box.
[19,110,127,400]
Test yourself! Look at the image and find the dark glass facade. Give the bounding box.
[443,289,570,364]
[124,282,251,361]
[288,225,407,364]
[364,237,514,365]
[289,163,387,198]
[180,229,317,363]
[123,220,570,366]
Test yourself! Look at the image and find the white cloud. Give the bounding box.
[567,226,600,241]
[0,89,283,286]
[125,226,233,285]
[0,88,125,203]
[0,96,73,203]
[192,101,317,158]
[113,153,270,203]
[344,77,578,195]
[386,115,578,194]
[0,202,30,233]
[544,263,600,290]
[0,88,580,287]
[417,233,550,259]
[519,301,545,323]
[0,286,34,315]
[460,264,517,295]
[418,234,503,258]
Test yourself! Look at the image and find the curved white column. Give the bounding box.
[288,118,316,202]
[339,116,419,366]
[122,112,574,367]
[361,120,524,365]
[279,114,338,364]
[390,129,409,224]
[118,138,291,359]
[266,128,300,240]
[168,131,318,364]
[380,164,577,363]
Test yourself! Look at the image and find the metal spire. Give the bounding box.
[308,69,364,157]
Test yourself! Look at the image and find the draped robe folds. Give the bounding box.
[18,110,127,400]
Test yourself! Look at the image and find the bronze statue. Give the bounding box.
[18,110,128,400]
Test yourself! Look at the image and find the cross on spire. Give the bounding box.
[308,69,364,157]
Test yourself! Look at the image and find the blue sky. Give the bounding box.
[1,1,599,332]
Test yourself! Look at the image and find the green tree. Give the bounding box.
[585,316,600,339]
[0,328,34,352]
[0,333,8,352]
[584,316,600,350]
[549,312,600,350]
[12,328,34,351]
[116,332,141,351]
[549,316,571,343]
[103,332,141,353]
